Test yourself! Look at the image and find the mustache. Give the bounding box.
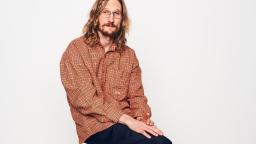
[103,23,117,28]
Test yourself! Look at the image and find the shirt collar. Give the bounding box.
[91,41,117,52]
[108,42,117,52]
[83,36,118,52]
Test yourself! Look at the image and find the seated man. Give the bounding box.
[60,0,173,144]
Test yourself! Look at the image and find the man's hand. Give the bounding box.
[136,116,154,126]
[118,114,163,139]
[136,112,154,126]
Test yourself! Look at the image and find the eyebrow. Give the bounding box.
[103,8,121,12]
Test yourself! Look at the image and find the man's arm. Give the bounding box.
[60,42,124,123]
[127,50,152,120]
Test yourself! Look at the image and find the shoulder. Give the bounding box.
[123,45,141,61]
[66,35,87,53]
[123,45,137,56]
[60,35,87,63]
[62,35,88,57]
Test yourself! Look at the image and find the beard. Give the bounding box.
[98,22,120,38]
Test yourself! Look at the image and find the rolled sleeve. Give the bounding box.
[127,50,152,119]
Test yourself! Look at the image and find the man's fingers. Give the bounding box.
[154,125,164,135]
[149,125,164,135]
[141,131,151,139]
[144,126,159,136]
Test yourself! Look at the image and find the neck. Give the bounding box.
[98,32,113,52]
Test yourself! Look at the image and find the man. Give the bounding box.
[60,0,172,144]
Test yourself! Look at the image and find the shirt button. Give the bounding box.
[115,91,121,95]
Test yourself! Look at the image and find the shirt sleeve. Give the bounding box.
[127,50,152,119]
[60,42,124,123]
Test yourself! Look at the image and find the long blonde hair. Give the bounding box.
[82,0,130,51]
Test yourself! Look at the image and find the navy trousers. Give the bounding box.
[85,123,172,144]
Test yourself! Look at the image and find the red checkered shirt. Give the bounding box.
[60,36,151,144]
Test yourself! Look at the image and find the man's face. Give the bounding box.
[98,0,122,38]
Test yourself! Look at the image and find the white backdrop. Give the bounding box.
[0,0,255,144]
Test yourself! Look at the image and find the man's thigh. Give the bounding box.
[85,123,172,144]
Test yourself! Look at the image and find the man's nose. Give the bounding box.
[108,14,114,22]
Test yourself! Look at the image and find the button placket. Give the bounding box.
[101,52,111,87]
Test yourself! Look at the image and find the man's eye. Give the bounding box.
[114,12,121,15]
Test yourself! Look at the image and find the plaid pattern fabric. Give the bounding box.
[60,36,151,144]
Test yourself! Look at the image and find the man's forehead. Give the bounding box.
[104,0,121,11]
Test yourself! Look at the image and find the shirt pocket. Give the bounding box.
[111,85,128,101]
[106,67,130,86]
[106,68,130,101]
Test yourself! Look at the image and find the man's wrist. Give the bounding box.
[118,114,133,125]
